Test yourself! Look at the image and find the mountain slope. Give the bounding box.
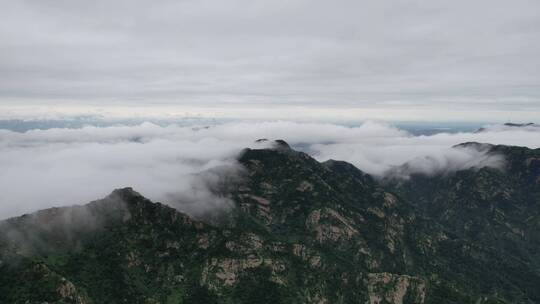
[386,143,540,303]
[0,141,539,303]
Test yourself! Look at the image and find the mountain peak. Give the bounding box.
[106,187,144,203]
[239,139,311,167]
[273,139,291,149]
[254,138,291,150]
[475,122,539,133]
[452,141,494,150]
[503,122,536,127]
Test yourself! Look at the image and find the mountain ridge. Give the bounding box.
[1,140,539,303]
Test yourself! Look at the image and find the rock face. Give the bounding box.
[367,273,426,304]
[0,140,539,303]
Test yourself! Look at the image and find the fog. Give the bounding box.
[0,121,539,219]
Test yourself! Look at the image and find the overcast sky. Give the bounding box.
[1,0,539,121]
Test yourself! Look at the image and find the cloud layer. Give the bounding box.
[1,0,539,118]
[0,121,539,219]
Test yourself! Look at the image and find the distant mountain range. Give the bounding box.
[1,140,539,303]
[475,122,540,133]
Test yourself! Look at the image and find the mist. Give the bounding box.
[0,121,539,219]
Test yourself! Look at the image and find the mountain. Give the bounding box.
[475,122,540,133]
[0,141,539,303]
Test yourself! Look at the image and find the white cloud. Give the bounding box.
[0,120,539,219]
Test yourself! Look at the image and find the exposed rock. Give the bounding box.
[296,180,314,192]
[367,273,426,304]
[56,278,88,304]
[306,208,359,243]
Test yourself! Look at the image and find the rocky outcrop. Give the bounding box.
[366,273,426,304]
[306,208,359,243]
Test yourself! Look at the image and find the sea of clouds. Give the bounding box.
[0,121,539,219]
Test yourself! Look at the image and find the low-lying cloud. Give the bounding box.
[383,144,505,179]
[0,120,539,219]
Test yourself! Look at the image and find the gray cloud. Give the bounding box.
[1,121,540,219]
[0,0,539,118]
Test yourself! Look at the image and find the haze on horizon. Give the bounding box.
[1,0,539,122]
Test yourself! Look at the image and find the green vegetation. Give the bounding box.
[0,141,539,303]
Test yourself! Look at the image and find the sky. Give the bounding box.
[1,0,539,121]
